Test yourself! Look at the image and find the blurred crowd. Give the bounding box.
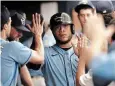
[1,0,115,86]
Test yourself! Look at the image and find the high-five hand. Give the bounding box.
[27,13,44,37]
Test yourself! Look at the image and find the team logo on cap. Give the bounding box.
[54,16,62,22]
[21,17,25,25]
[103,10,107,14]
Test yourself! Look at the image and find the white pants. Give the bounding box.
[32,76,46,86]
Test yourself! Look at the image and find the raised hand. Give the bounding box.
[27,13,44,37]
[83,10,106,41]
[26,13,44,56]
[72,34,89,57]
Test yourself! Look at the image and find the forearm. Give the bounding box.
[86,39,107,66]
[27,13,44,64]
[76,56,86,86]
[29,35,44,64]
[34,35,44,57]
[20,65,34,86]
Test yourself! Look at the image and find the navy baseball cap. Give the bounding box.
[1,5,10,29]
[10,10,17,16]
[11,12,30,32]
[74,1,95,13]
[95,1,114,14]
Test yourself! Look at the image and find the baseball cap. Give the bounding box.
[74,1,94,13]
[25,19,31,25]
[114,5,115,11]
[10,10,17,16]
[1,5,10,28]
[11,12,30,32]
[50,12,73,30]
[94,1,114,14]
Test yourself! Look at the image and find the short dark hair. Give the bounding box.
[74,4,93,14]
[109,19,115,25]
[1,5,10,30]
[103,13,113,27]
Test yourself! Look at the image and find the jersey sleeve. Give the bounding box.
[9,41,32,65]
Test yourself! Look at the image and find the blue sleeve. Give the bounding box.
[91,50,115,80]
[9,41,32,65]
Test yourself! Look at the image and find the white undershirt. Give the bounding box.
[79,69,115,86]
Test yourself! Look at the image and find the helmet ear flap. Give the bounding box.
[71,24,75,34]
